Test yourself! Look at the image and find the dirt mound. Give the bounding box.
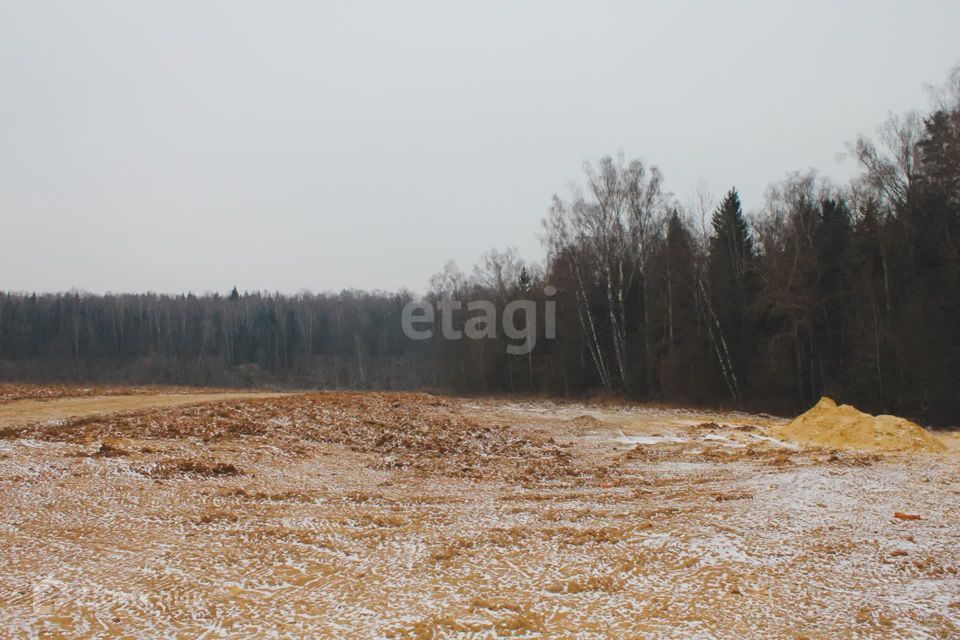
[6,392,576,480]
[773,397,946,453]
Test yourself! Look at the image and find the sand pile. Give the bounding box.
[773,397,946,453]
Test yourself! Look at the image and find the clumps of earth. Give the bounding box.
[773,397,946,453]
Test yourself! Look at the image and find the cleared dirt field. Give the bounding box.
[0,392,289,431]
[0,387,958,639]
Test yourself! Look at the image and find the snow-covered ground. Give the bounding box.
[0,392,958,638]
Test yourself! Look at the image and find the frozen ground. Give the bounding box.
[0,389,958,638]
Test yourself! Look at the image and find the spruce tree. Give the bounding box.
[707,188,756,400]
[709,188,754,285]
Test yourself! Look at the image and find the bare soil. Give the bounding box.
[1,389,958,638]
[0,392,289,433]
[773,396,947,453]
[0,383,247,404]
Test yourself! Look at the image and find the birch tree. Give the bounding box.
[544,155,664,391]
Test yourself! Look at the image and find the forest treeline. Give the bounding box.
[2,68,958,423]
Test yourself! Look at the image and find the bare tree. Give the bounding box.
[544,154,665,391]
[472,247,525,304]
[852,112,923,209]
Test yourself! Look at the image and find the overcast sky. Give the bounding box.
[2,1,958,295]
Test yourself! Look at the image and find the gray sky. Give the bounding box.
[2,1,958,295]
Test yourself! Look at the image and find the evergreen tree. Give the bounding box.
[706,188,756,399]
[710,188,755,286]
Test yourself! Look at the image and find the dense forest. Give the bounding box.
[2,68,958,423]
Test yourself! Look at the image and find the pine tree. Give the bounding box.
[709,188,754,285]
[706,188,756,402]
[517,267,532,292]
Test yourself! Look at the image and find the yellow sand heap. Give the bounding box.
[773,397,946,453]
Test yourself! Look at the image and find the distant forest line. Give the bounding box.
[3,68,959,424]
